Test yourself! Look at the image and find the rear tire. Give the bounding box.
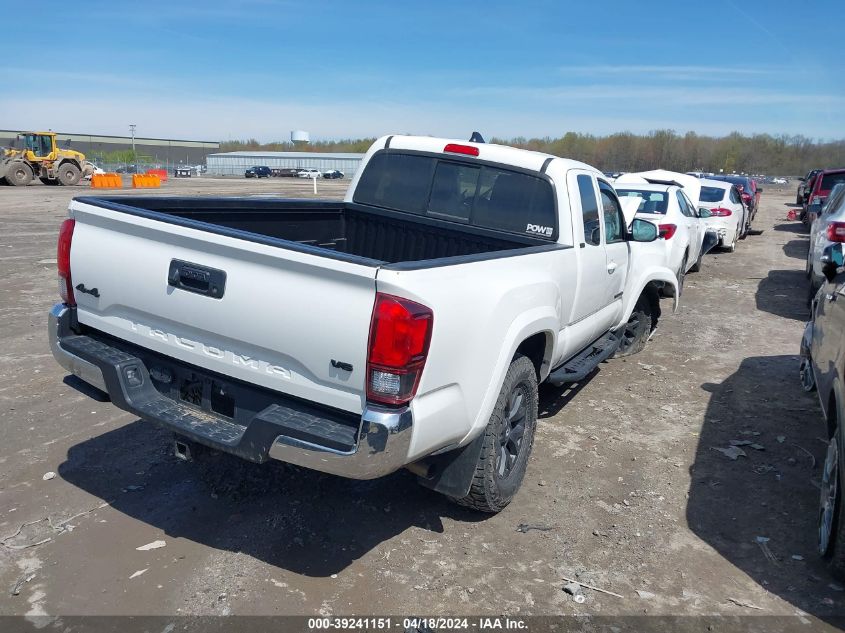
[450,354,538,513]
[820,420,845,580]
[57,162,81,186]
[7,162,33,186]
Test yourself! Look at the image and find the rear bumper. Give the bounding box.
[48,303,413,479]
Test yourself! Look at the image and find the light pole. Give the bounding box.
[129,124,136,169]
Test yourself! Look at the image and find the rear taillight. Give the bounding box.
[443,143,479,157]
[57,218,76,306]
[709,208,732,217]
[658,224,677,240]
[741,192,752,202]
[367,293,433,406]
[827,222,845,243]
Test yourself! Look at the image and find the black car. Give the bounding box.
[244,165,271,178]
[801,242,845,579]
[271,168,300,178]
[322,169,345,179]
[798,169,823,206]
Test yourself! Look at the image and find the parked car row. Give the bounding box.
[799,168,845,224]
[244,166,346,179]
[796,164,845,581]
[614,169,753,292]
[801,223,845,581]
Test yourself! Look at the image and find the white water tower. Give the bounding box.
[291,130,310,145]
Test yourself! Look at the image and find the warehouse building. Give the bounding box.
[207,151,365,178]
[0,130,219,167]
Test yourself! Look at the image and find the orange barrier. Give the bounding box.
[132,174,161,189]
[90,173,122,189]
[146,168,168,182]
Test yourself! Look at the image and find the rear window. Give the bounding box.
[700,186,726,203]
[821,172,845,192]
[616,189,669,214]
[353,151,557,239]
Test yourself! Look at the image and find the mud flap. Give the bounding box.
[415,432,486,498]
[702,230,719,255]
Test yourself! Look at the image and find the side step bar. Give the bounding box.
[546,331,620,386]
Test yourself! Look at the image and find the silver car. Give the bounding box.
[808,183,845,295]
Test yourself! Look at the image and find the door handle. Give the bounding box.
[607,262,617,274]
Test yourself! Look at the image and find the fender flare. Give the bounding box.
[619,268,679,328]
[417,308,557,498]
[463,307,558,445]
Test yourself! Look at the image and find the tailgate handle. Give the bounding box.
[168,260,227,299]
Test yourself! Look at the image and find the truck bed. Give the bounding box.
[81,196,545,266]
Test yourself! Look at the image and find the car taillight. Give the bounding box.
[741,192,752,201]
[443,143,479,157]
[57,218,76,306]
[658,224,677,239]
[826,222,845,243]
[709,208,732,217]
[367,293,433,406]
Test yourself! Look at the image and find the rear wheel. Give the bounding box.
[57,162,81,186]
[450,354,538,513]
[614,295,653,357]
[820,420,845,580]
[7,162,33,186]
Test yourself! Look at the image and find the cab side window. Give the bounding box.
[598,181,624,243]
[676,191,695,217]
[576,174,601,246]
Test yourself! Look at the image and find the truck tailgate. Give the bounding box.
[68,200,377,414]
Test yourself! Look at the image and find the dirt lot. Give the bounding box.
[0,177,842,626]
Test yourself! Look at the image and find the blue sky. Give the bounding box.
[1,0,842,141]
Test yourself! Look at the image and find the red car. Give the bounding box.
[807,168,845,207]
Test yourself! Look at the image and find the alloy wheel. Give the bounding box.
[496,383,528,479]
[819,435,840,555]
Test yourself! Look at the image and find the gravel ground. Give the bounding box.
[0,177,841,629]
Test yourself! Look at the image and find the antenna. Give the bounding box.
[469,131,485,143]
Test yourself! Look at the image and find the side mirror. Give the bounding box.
[698,208,713,218]
[821,244,845,282]
[630,218,658,242]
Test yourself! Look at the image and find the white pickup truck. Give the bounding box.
[49,135,677,512]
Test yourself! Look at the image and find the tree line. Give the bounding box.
[222,131,845,177]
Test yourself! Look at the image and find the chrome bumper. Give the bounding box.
[268,405,413,479]
[49,303,107,392]
[48,303,413,479]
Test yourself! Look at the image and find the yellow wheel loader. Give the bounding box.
[0,132,94,186]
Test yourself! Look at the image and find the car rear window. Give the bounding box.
[700,186,726,203]
[353,151,557,239]
[820,172,845,192]
[616,189,669,214]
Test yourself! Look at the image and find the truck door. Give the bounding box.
[567,173,626,342]
[597,179,628,327]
